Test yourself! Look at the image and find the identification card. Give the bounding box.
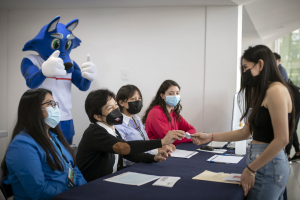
[67,166,76,189]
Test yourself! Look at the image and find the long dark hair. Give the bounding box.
[1,88,75,176]
[116,85,143,113]
[238,45,295,138]
[142,80,182,124]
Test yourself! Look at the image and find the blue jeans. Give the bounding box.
[246,144,290,200]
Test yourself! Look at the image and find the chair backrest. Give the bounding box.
[0,167,13,199]
[70,144,78,157]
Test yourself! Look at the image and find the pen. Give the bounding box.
[221,154,237,156]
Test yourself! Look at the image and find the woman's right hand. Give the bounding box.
[190,132,212,145]
[161,130,185,146]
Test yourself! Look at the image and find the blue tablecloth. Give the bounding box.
[52,143,246,200]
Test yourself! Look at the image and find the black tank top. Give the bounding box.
[252,106,291,143]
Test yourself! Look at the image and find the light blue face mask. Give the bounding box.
[165,95,181,107]
[43,106,61,128]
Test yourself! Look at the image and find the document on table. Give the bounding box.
[207,141,228,148]
[104,172,161,186]
[197,148,227,154]
[207,155,243,164]
[192,170,240,185]
[152,176,181,188]
[222,174,241,183]
[170,149,198,158]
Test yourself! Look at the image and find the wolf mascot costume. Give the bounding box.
[21,16,97,144]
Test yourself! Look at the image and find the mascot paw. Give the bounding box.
[41,50,66,77]
[80,54,97,81]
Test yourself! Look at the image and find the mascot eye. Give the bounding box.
[65,40,72,50]
[51,38,61,49]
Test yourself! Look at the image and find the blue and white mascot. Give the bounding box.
[21,16,97,144]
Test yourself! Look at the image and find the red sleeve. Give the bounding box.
[145,107,170,140]
[178,115,197,134]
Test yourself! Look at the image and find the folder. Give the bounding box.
[192,170,240,184]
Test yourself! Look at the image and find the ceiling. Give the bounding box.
[0,0,299,44]
[244,0,300,44]
[0,0,242,9]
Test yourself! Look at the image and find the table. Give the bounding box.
[52,143,246,200]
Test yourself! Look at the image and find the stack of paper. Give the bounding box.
[192,170,240,185]
[197,148,227,154]
[207,141,228,148]
[222,174,241,183]
[152,176,181,188]
[104,172,160,186]
[170,149,198,158]
[207,155,243,164]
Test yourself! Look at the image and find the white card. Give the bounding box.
[152,176,181,188]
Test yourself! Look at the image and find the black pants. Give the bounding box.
[286,113,300,155]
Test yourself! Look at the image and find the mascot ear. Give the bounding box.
[66,19,79,32]
[46,16,60,32]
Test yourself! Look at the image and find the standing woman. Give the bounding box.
[191,45,294,199]
[142,80,197,145]
[1,89,86,200]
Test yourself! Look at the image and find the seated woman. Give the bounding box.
[142,80,197,145]
[76,89,184,182]
[115,85,175,166]
[1,88,86,200]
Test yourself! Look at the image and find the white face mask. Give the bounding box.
[42,106,61,128]
[165,95,181,107]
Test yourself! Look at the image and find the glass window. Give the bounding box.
[275,29,300,86]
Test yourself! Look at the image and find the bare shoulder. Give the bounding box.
[265,82,292,110]
[267,82,289,96]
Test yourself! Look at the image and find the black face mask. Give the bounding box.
[102,108,123,125]
[242,68,260,87]
[126,100,143,115]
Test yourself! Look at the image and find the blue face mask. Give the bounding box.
[165,95,181,107]
[43,107,61,128]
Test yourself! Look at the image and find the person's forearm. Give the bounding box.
[248,138,287,172]
[213,128,251,142]
[113,140,162,155]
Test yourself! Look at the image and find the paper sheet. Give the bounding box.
[152,176,181,188]
[197,148,227,154]
[170,149,198,158]
[104,172,160,186]
[207,141,228,148]
[222,174,241,183]
[192,170,240,184]
[207,155,243,164]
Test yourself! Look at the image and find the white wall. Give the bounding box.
[0,10,8,162]
[203,6,242,133]
[0,6,241,148]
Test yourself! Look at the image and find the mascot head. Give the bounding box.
[23,16,81,73]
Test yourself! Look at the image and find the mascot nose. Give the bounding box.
[64,62,73,70]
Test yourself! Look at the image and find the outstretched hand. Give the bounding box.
[190,132,212,145]
[161,130,185,146]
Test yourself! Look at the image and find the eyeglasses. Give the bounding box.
[41,100,59,108]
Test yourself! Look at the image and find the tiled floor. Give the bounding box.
[287,161,300,200]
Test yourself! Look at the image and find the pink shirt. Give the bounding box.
[145,105,196,145]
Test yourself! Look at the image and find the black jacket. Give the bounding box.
[76,123,162,182]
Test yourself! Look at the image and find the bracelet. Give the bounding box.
[246,168,255,176]
[247,165,256,173]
